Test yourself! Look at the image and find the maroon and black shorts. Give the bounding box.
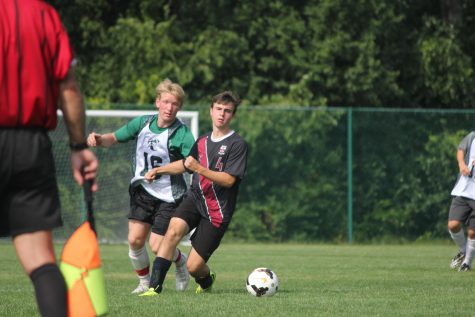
[174,192,229,262]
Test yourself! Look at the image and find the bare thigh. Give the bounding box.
[128,220,151,249]
[13,230,56,274]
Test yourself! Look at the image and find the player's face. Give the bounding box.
[156,92,181,126]
[210,102,235,129]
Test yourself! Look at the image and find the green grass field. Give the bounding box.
[0,242,474,316]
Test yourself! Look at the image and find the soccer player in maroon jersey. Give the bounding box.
[0,1,99,316]
[141,91,248,295]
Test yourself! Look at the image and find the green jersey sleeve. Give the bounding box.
[114,116,150,142]
[169,124,196,158]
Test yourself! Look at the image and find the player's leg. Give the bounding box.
[187,248,215,293]
[140,217,190,296]
[150,201,190,291]
[448,197,470,268]
[186,249,208,276]
[140,195,202,296]
[149,231,189,291]
[459,203,475,271]
[190,219,228,293]
[128,220,152,293]
[128,185,161,294]
[14,231,67,317]
[148,231,163,254]
[172,247,189,291]
[459,228,475,271]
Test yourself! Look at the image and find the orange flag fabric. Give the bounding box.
[60,221,107,317]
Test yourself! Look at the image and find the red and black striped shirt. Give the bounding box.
[189,131,248,227]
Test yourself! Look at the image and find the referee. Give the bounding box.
[0,1,99,316]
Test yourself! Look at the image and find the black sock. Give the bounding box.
[149,257,172,293]
[30,263,67,317]
[195,271,213,289]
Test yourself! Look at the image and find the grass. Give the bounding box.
[0,242,474,316]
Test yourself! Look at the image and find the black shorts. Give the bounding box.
[174,192,229,262]
[0,128,62,237]
[448,196,475,230]
[128,185,179,235]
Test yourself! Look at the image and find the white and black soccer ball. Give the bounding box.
[246,267,279,297]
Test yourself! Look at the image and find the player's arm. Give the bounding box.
[145,128,195,182]
[144,160,186,181]
[184,156,236,188]
[457,148,470,176]
[58,67,99,191]
[87,132,118,148]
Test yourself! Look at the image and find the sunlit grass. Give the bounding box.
[0,242,473,316]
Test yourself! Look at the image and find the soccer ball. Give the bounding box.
[246,267,279,297]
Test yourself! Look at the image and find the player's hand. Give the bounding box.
[87,132,101,147]
[184,156,202,173]
[144,168,158,182]
[460,164,471,176]
[71,149,99,192]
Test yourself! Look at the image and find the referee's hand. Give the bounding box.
[71,149,99,192]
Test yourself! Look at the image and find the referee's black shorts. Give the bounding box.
[0,128,62,237]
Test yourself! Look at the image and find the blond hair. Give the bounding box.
[155,79,185,107]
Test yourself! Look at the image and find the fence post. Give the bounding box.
[347,108,353,243]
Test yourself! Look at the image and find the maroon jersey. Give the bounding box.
[0,0,73,129]
[189,131,248,227]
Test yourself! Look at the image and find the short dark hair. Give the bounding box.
[211,91,241,113]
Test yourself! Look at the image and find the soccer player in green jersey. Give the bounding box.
[87,79,195,293]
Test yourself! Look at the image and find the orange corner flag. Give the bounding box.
[60,221,107,317]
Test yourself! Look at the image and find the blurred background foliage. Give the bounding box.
[49,0,475,108]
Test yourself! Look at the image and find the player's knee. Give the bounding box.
[128,236,145,249]
[149,242,159,254]
[467,229,475,239]
[448,220,462,232]
[165,221,186,243]
[186,261,200,276]
[165,227,182,243]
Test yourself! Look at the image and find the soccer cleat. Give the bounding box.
[138,287,160,297]
[175,252,190,291]
[450,251,465,269]
[195,271,216,294]
[131,282,150,294]
[458,263,471,272]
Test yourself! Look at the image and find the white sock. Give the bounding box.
[463,238,475,266]
[138,274,150,285]
[129,246,150,281]
[449,229,466,252]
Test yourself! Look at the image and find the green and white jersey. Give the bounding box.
[114,114,195,203]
